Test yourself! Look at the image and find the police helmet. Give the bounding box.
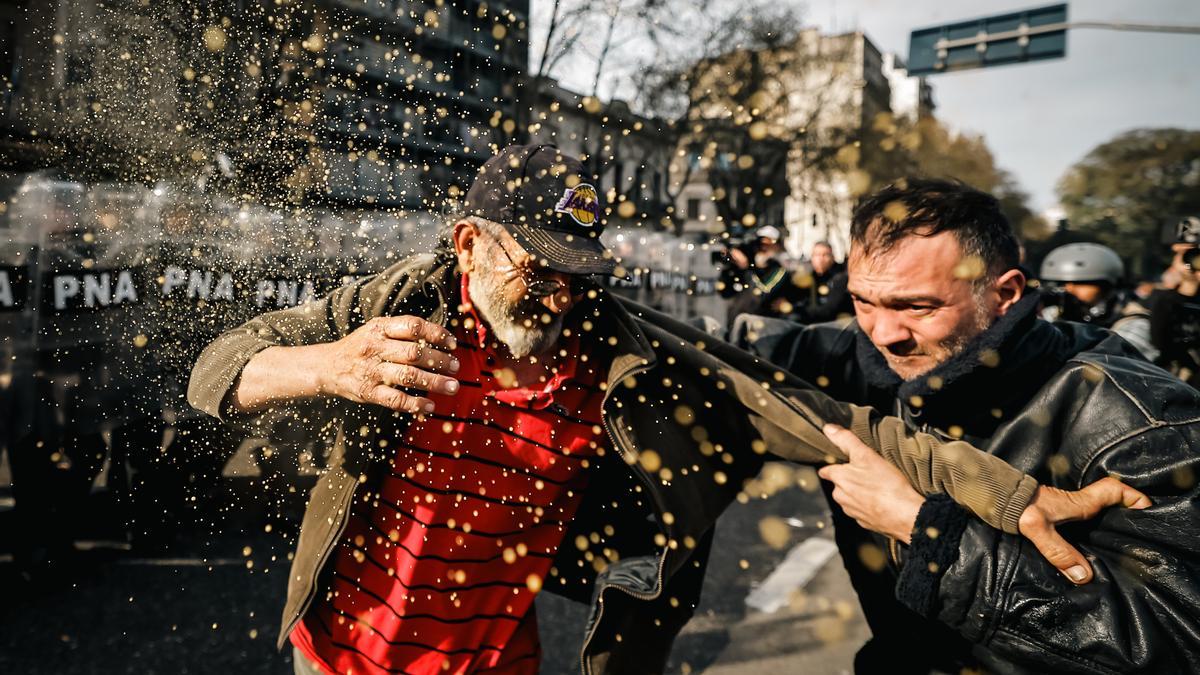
[1040,243,1125,285]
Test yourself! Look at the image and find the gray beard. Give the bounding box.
[468,272,564,359]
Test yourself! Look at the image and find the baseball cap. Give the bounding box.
[463,144,618,276]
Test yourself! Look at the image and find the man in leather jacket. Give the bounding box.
[738,178,1200,674]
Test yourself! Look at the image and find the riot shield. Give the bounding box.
[140,194,255,535]
[25,180,160,436]
[0,171,38,465]
[3,177,160,559]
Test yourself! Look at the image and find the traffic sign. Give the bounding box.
[908,4,1068,75]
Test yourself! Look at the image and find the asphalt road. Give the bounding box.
[0,449,868,674]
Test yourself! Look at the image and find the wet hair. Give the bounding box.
[850,178,1020,280]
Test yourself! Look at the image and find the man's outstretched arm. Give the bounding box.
[188,261,458,423]
[223,316,460,417]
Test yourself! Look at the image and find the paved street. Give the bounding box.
[0,446,869,674]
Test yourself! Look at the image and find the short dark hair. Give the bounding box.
[850,178,1020,279]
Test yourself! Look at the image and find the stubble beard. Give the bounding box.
[468,271,564,360]
[890,295,994,381]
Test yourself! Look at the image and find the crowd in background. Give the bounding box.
[716,216,1200,390]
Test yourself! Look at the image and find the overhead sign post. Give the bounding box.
[908,4,1069,75]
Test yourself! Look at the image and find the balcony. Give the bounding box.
[324,40,513,115]
[326,0,420,34]
[318,97,491,165]
[327,0,513,65]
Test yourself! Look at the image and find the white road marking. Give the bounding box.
[744,537,839,614]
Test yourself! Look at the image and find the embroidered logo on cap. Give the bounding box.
[554,183,600,226]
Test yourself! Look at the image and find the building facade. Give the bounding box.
[528,78,675,231]
[780,30,917,261]
[317,0,528,212]
[669,29,936,261]
[883,52,935,122]
[0,0,529,213]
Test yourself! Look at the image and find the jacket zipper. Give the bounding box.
[580,359,671,675]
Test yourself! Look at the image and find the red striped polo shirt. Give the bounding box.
[291,275,608,674]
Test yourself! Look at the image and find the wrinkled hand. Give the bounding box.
[1019,479,1152,584]
[816,425,1154,585]
[320,315,460,414]
[816,425,925,543]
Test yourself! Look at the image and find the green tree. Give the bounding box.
[1057,128,1200,277]
[870,114,1049,243]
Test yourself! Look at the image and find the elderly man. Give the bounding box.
[739,178,1200,673]
[190,150,1140,675]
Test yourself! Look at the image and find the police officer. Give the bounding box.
[1039,242,1157,360]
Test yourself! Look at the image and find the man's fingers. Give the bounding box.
[1022,515,1094,584]
[378,316,458,351]
[1084,475,1147,506]
[369,384,434,415]
[1124,488,1153,510]
[1068,477,1154,521]
[1018,478,1148,586]
[376,363,459,396]
[829,486,849,510]
[823,424,881,463]
[375,339,460,374]
[822,423,869,462]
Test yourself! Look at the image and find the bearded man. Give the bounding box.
[738,178,1200,673]
[189,150,1142,675]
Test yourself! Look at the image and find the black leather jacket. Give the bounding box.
[739,294,1200,674]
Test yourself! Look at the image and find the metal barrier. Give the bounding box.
[605,226,729,324]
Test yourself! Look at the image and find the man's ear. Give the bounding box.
[994,267,1026,316]
[452,220,479,273]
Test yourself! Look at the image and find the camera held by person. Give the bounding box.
[1146,215,1200,385]
[717,225,804,324]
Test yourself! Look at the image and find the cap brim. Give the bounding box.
[505,223,620,276]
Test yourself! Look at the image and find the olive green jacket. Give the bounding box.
[188,251,1037,674]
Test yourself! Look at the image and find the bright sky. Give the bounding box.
[807,0,1200,213]
[532,0,1200,213]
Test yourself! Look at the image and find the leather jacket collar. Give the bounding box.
[852,291,1096,436]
